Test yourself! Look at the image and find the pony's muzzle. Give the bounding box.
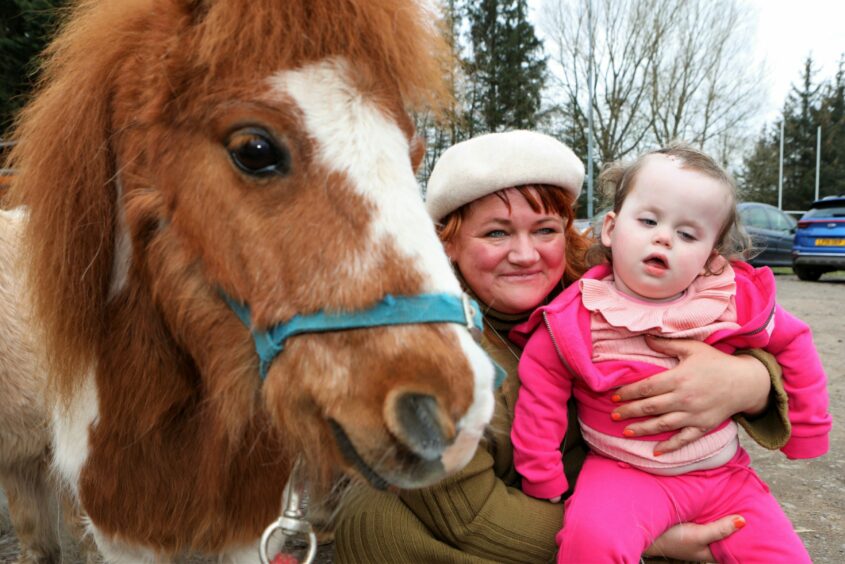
[387,391,456,462]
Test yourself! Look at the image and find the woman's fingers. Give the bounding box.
[652,425,709,455]
[617,411,688,438]
[643,335,702,360]
[644,514,745,561]
[613,371,675,403]
[612,393,678,422]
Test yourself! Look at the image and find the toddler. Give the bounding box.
[511,144,831,563]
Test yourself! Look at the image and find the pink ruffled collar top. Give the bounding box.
[580,256,738,336]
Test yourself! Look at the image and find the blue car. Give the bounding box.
[737,202,797,267]
[792,195,845,281]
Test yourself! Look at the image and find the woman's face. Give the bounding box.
[445,188,567,314]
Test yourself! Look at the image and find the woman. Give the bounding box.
[333,131,789,563]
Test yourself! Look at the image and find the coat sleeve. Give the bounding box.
[763,304,832,459]
[511,326,574,499]
[733,348,792,450]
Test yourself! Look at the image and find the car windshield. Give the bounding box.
[804,204,845,219]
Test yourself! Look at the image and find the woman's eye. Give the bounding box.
[638,218,657,226]
[536,227,559,235]
[484,229,507,238]
[226,127,291,177]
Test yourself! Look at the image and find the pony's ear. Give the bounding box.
[6,1,130,394]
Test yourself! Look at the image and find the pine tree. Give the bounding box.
[415,0,547,183]
[0,0,68,136]
[465,0,546,133]
[739,56,827,211]
[780,57,823,210]
[818,57,845,197]
[738,125,780,205]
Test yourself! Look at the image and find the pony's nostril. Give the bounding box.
[394,393,454,462]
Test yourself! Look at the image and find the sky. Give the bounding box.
[527,0,845,127]
[748,0,844,122]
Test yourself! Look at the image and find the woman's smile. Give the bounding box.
[500,270,542,280]
[445,188,566,314]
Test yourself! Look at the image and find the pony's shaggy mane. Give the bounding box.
[7,0,449,400]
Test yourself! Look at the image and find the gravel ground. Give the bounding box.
[2,271,843,563]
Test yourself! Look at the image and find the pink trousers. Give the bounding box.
[556,450,810,563]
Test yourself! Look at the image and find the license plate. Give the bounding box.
[815,239,845,246]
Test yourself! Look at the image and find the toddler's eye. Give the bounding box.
[678,230,697,242]
[638,218,657,226]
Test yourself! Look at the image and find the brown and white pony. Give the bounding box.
[6,0,496,561]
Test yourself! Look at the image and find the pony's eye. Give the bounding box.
[226,127,291,177]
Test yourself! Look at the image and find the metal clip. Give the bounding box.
[461,293,483,343]
[259,459,318,564]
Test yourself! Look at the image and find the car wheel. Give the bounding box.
[793,264,823,281]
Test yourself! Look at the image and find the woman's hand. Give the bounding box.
[611,337,770,454]
[644,514,746,561]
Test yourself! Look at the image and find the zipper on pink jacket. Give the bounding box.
[543,310,577,377]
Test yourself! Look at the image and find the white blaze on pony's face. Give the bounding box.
[270,59,461,295]
[254,58,495,486]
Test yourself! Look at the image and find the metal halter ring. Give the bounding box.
[259,459,318,564]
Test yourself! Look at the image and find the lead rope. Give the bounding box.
[259,458,318,564]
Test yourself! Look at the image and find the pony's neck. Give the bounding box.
[77,285,289,553]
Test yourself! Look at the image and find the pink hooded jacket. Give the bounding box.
[510,262,831,500]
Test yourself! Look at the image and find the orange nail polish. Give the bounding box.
[611,412,621,421]
[623,429,636,437]
[653,450,663,457]
[733,517,746,530]
[611,394,622,403]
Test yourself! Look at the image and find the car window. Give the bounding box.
[740,206,770,229]
[805,204,845,219]
[767,208,796,231]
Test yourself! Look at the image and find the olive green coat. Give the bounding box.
[333,325,790,564]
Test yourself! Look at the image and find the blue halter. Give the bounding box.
[223,292,506,388]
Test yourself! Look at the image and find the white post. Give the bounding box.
[778,121,784,210]
[586,0,594,218]
[815,125,821,201]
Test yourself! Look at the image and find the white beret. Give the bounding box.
[425,130,584,221]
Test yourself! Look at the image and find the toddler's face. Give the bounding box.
[601,155,732,301]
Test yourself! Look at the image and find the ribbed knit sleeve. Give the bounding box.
[733,348,792,450]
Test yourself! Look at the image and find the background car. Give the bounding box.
[737,202,796,267]
[792,195,845,281]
